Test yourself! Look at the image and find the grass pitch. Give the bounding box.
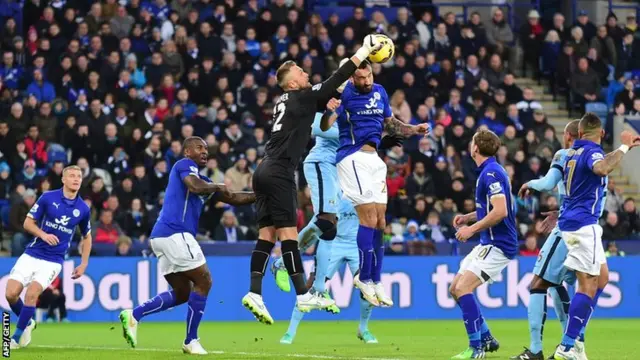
[8,319,638,359]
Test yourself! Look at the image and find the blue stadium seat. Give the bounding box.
[47,143,67,166]
[1,204,10,229]
[585,102,609,128]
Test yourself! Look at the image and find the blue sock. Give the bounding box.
[185,292,207,344]
[479,315,492,341]
[11,305,35,342]
[298,221,321,252]
[561,292,593,351]
[528,290,547,354]
[579,288,603,342]
[356,225,375,282]
[371,229,384,283]
[133,290,176,321]
[359,296,374,333]
[9,298,23,317]
[549,286,570,332]
[286,307,305,337]
[458,294,482,349]
[312,239,332,292]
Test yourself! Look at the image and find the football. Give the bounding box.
[367,34,394,64]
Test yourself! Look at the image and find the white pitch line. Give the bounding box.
[31,344,404,360]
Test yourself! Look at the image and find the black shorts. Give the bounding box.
[252,159,298,229]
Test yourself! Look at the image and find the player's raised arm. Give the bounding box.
[519,166,563,198]
[383,114,429,137]
[310,35,385,108]
[591,130,640,176]
[318,98,341,133]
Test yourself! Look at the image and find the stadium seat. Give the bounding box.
[47,143,68,166]
[586,102,608,128]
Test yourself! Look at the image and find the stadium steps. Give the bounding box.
[514,77,640,203]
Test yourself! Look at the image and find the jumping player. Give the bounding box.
[119,136,255,355]
[243,34,387,324]
[278,196,378,345]
[6,165,92,349]
[512,119,609,360]
[451,129,516,359]
[321,60,428,307]
[552,114,640,360]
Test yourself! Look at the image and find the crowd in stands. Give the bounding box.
[0,0,638,258]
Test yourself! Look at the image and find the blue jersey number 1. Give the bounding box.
[565,159,577,196]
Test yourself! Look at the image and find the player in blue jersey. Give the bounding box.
[277,196,378,345]
[510,121,579,360]
[552,114,640,360]
[451,129,518,359]
[321,60,428,307]
[119,136,256,355]
[6,165,92,350]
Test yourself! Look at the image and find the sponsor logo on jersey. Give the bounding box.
[52,202,60,209]
[45,215,74,235]
[489,182,503,195]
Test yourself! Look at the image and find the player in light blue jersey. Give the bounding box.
[553,114,640,360]
[452,130,518,359]
[321,60,428,307]
[278,196,378,345]
[511,121,580,360]
[119,136,256,355]
[6,165,92,350]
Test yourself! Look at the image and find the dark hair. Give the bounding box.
[473,129,501,157]
[579,112,602,136]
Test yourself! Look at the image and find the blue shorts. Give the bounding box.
[304,161,339,214]
[533,227,575,286]
[326,240,359,278]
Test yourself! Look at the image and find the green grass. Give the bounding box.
[9,319,639,359]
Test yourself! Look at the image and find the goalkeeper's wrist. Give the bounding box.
[354,47,369,62]
[618,144,629,154]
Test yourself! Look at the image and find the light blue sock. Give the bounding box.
[274,257,284,269]
[579,288,603,342]
[359,296,374,333]
[312,240,332,292]
[479,315,492,340]
[549,286,570,332]
[528,291,547,354]
[286,307,305,337]
[298,221,321,252]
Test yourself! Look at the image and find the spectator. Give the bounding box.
[93,209,123,244]
[23,125,48,167]
[485,8,514,63]
[224,157,252,192]
[9,188,36,256]
[416,11,433,51]
[590,25,617,67]
[500,73,523,104]
[606,13,625,45]
[405,161,435,200]
[542,30,561,85]
[443,89,466,124]
[549,13,569,42]
[575,10,597,43]
[618,31,639,73]
[26,69,55,102]
[121,198,150,242]
[38,276,68,322]
[520,232,540,256]
[571,57,601,110]
[602,212,628,241]
[605,241,625,257]
[520,10,544,78]
[16,159,41,190]
[403,220,426,253]
[516,87,543,129]
[587,48,609,86]
[568,26,589,59]
[214,210,246,242]
[620,198,640,237]
[115,235,135,256]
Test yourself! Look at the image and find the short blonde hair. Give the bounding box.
[276,60,296,88]
[62,165,82,176]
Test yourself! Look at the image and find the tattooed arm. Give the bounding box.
[591,150,625,177]
[217,188,256,206]
[383,115,429,138]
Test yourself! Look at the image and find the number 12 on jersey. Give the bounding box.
[272,103,286,132]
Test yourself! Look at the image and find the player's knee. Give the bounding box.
[448,284,457,300]
[5,291,19,304]
[377,217,386,230]
[358,210,377,227]
[315,217,337,240]
[528,276,550,292]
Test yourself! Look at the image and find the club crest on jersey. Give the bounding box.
[73,209,80,217]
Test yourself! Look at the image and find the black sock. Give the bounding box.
[250,239,275,295]
[281,240,307,295]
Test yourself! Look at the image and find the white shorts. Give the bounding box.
[561,224,605,276]
[337,151,387,205]
[150,232,206,276]
[457,244,510,284]
[9,253,62,289]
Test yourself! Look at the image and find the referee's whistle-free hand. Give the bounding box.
[455,226,474,242]
[42,233,59,246]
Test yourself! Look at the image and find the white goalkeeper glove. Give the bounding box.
[354,34,384,62]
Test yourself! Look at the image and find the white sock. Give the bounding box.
[297,292,312,301]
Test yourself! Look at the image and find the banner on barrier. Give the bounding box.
[0,256,635,321]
